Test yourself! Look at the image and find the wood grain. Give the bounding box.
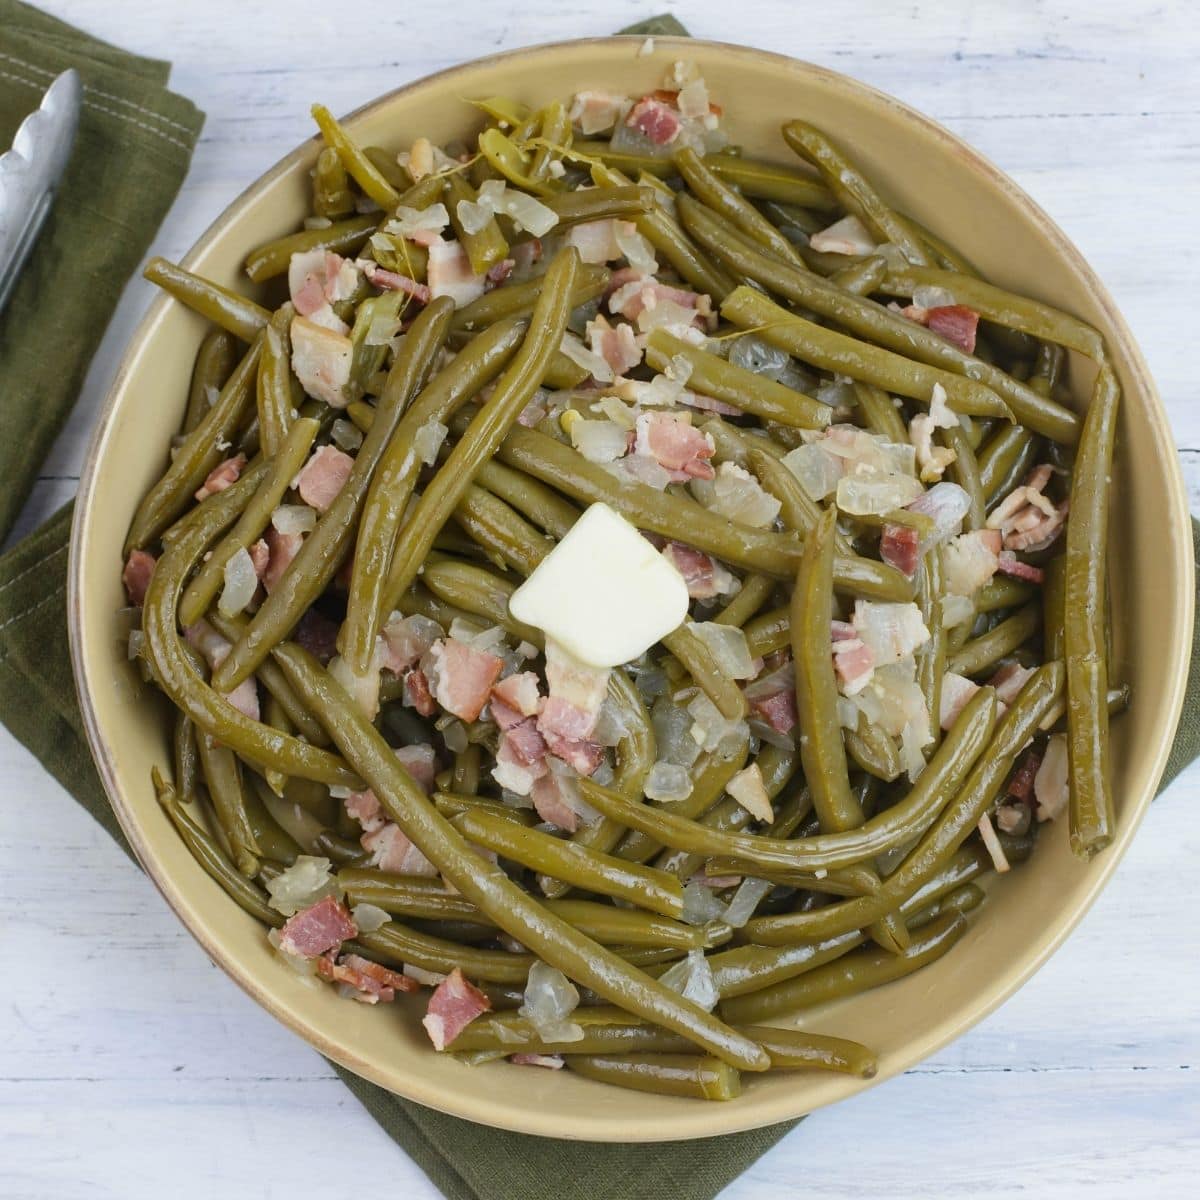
[2,2,1197,1197]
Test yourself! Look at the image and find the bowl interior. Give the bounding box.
[70,37,1191,1141]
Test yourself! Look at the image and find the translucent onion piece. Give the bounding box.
[331,418,364,451]
[659,949,719,1011]
[413,419,449,466]
[836,473,924,516]
[519,961,584,1042]
[560,331,615,383]
[688,621,755,680]
[272,504,317,535]
[644,761,693,802]
[783,443,843,501]
[681,881,728,926]
[350,902,391,932]
[570,417,629,464]
[708,462,782,528]
[266,855,338,916]
[218,546,258,618]
[723,877,772,929]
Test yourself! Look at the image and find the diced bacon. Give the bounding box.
[607,269,710,325]
[362,259,431,304]
[996,552,1044,583]
[224,677,261,722]
[939,672,981,730]
[362,822,438,875]
[289,248,356,331]
[809,214,876,256]
[677,390,743,417]
[263,526,303,595]
[422,967,492,1050]
[568,219,625,264]
[661,542,736,599]
[492,672,542,719]
[277,895,357,958]
[396,743,438,792]
[510,238,542,275]
[195,454,247,502]
[542,731,605,777]
[248,538,270,581]
[424,638,504,721]
[832,637,874,695]
[626,96,682,145]
[880,523,921,576]
[586,312,642,376]
[501,718,548,768]
[569,90,627,135]
[317,952,418,1003]
[427,240,486,307]
[291,315,354,406]
[486,258,515,286]
[292,606,339,663]
[538,695,598,743]
[942,529,1002,596]
[296,445,354,513]
[492,736,549,795]
[489,695,526,731]
[830,620,858,642]
[122,550,156,606]
[634,411,715,481]
[926,306,980,355]
[530,772,581,832]
[323,251,359,303]
[184,621,261,722]
[403,668,438,717]
[989,662,1036,706]
[987,465,1068,553]
[381,613,443,674]
[345,788,385,834]
[543,640,609,734]
[1006,747,1043,803]
[977,812,1010,873]
[747,684,797,735]
[510,1053,565,1069]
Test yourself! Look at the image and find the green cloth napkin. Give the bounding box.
[0,7,1193,1200]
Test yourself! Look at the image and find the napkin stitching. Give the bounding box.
[0,48,196,137]
[0,61,191,151]
[0,543,67,599]
[0,583,62,637]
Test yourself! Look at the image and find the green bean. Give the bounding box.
[363,145,411,191]
[433,792,534,824]
[723,912,967,1023]
[195,730,261,876]
[173,711,200,801]
[143,257,270,343]
[380,248,582,610]
[444,171,510,275]
[744,662,1063,944]
[273,644,769,1070]
[748,448,852,555]
[213,298,454,690]
[844,719,902,782]
[644,329,831,430]
[240,774,302,865]
[159,457,269,552]
[978,424,1038,507]
[830,255,888,297]
[941,423,987,529]
[450,264,608,334]
[756,197,828,240]
[155,770,281,926]
[182,328,238,435]
[451,743,482,795]
[713,574,776,629]
[1042,555,1067,661]
[878,265,1106,360]
[179,417,319,627]
[916,548,947,752]
[358,920,534,984]
[590,161,735,299]
[450,807,684,919]
[1065,365,1120,859]
[254,306,297,457]
[476,458,587,539]
[311,103,401,211]
[677,197,1079,443]
[453,486,556,576]
[312,145,355,219]
[564,1053,742,1101]
[674,148,805,266]
[126,336,264,553]
[947,601,1041,677]
[976,575,1035,614]
[584,689,995,876]
[662,624,748,721]
[340,315,524,673]
[244,215,377,284]
[722,285,1008,419]
[421,560,543,646]
[700,417,785,468]
[744,605,790,658]
[540,184,657,227]
[781,120,932,265]
[478,126,554,196]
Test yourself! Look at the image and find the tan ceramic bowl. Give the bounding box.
[69,37,1192,1140]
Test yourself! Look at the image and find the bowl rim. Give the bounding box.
[68,34,1193,1141]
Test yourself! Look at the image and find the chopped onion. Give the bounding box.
[815,377,856,409]
[941,592,975,628]
[592,698,631,747]
[331,418,363,451]
[476,179,559,237]
[1035,734,1069,822]
[782,442,843,501]
[688,621,755,680]
[913,284,957,309]
[218,546,258,618]
[382,612,443,667]
[519,961,583,1042]
[676,77,710,119]
[908,482,971,550]
[413,419,448,466]
[726,763,773,823]
[977,812,1011,873]
[614,222,657,274]
[809,214,876,256]
[329,645,384,719]
[388,203,450,240]
[404,963,447,987]
[723,877,772,929]
[127,628,145,661]
[707,462,782,527]
[681,881,728,925]
[569,416,628,463]
[835,474,924,516]
[456,198,491,236]
[687,691,750,756]
[350,903,390,932]
[644,761,693,802]
[852,600,930,667]
[651,694,703,768]
[616,454,673,490]
[635,297,697,334]
[664,353,694,386]
[729,333,790,380]
[594,394,637,429]
[272,504,317,535]
[659,949,719,1011]
[265,855,337,916]
[560,331,615,383]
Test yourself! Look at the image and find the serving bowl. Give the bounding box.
[69,36,1192,1140]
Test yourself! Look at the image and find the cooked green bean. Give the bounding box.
[916,548,948,753]
[1042,555,1067,661]
[844,718,902,782]
[213,297,454,690]
[453,485,556,576]
[254,305,297,457]
[244,215,377,284]
[312,145,355,219]
[444,171,510,275]
[976,575,1035,614]
[172,711,200,802]
[195,731,261,877]
[1065,365,1120,859]
[830,254,888,297]
[126,336,263,552]
[947,601,1041,677]
[713,574,776,629]
[182,328,238,435]
[565,1052,742,1101]
[662,624,748,721]
[743,605,790,658]
[311,103,402,211]
[449,263,608,334]
[358,920,534,984]
[540,183,657,227]
[978,424,1038,508]
[144,257,270,342]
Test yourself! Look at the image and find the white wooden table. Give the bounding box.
[3,2,1198,1196]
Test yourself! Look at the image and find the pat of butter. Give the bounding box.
[509,502,689,668]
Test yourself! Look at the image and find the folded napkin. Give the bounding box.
[0,7,1193,1200]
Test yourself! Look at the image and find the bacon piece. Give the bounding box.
[362,260,431,303]
[345,788,385,834]
[926,305,980,355]
[939,672,981,730]
[543,640,609,735]
[424,638,505,721]
[1006,747,1043,803]
[291,315,353,406]
[830,620,858,642]
[661,542,735,599]
[530,772,581,833]
[292,606,339,663]
[542,730,605,777]
[880,523,921,577]
[486,258,515,287]
[296,445,354,513]
[263,525,303,594]
[987,465,1068,552]
[122,549,157,606]
[996,552,1044,584]
[747,684,797,735]
[501,718,548,768]
[247,538,270,582]
[362,822,438,875]
[489,695,526,731]
[538,695,598,743]
[422,968,492,1050]
[569,90,627,135]
[634,411,715,481]
[832,637,874,696]
[492,672,542,719]
[403,668,438,717]
[396,743,437,792]
[989,662,1036,706]
[586,312,642,375]
[184,620,261,721]
[626,96,682,145]
[289,248,356,331]
[194,454,247,502]
[317,952,418,1003]
[427,240,486,307]
[606,269,710,325]
[492,733,550,795]
[510,1052,565,1069]
[277,895,357,958]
